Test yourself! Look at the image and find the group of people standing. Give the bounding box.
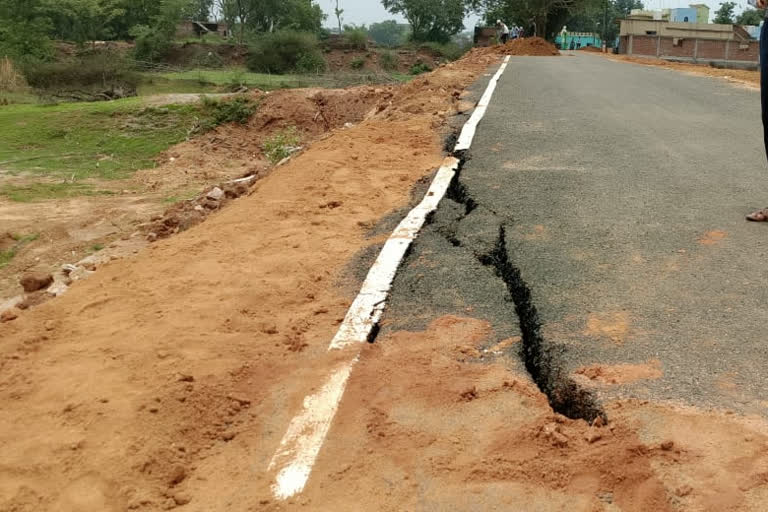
[496,20,523,45]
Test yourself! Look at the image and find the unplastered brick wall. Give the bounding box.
[621,35,758,63]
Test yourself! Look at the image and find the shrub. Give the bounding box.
[419,42,465,61]
[344,28,369,50]
[247,30,326,74]
[409,59,432,75]
[197,96,257,132]
[379,51,399,71]
[350,56,366,70]
[21,52,140,97]
[262,127,301,164]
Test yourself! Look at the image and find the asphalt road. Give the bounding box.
[385,53,768,417]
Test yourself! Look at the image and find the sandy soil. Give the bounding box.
[3,42,766,511]
[595,53,759,89]
[0,49,499,512]
[296,317,768,511]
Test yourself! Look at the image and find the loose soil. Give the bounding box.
[594,53,759,89]
[3,42,764,512]
[323,48,442,74]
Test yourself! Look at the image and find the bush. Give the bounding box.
[21,52,140,97]
[350,56,366,70]
[197,96,257,132]
[263,127,301,164]
[132,25,173,63]
[344,28,369,50]
[247,31,326,74]
[419,42,465,61]
[0,57,27,92]
[379,51,399,71]
[409,59,432,75]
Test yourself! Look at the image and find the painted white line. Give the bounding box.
[454,55,510,152]
[267,56,511,500]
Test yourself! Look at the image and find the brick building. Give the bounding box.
[618,18,758,66]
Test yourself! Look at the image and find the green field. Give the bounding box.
[0,99,201,200]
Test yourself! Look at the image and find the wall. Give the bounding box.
[621,19,737,40]
[619,34,759,63]
[670,8,697,23]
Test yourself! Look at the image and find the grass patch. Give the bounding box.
[11,232,39,243]
[90,243,105,252]
[196,96,256,132]
[144,68,403,92]
[0,98,201,180]
[263,127,301,164]
[0,183,115,202]
[0,248,16,268]
[0,232,39,268]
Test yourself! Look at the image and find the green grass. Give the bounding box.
[0,248,16,268]
[0,98,201,180]
[174,34,232,45]
[10,232,39,243]
[0,183,115,202]
[142,68,407,93]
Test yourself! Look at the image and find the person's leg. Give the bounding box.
[748,24,768,220]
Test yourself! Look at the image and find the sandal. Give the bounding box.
[746,208,768,222]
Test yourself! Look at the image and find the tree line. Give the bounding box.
[6,0,731,63]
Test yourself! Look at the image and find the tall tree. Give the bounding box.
[713,1,736,24]
[381,0,473,42]
[0,0,53,59]
[478,0,583,38]
[185,0,214,20]
[368,19,410,46]
[735,7,764,25]
[334,0,344,33]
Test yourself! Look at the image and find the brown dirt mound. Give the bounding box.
[581,45,603,53]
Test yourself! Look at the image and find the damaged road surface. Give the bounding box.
[292,54,768,510]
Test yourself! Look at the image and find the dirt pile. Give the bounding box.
[475,37,561,57]
[580,45,604,53]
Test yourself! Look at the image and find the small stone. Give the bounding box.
[82,262,97,271]
[173,492,191,506]
[675,484,693,497]
[47,281,69,297]
[206,187,224,201]
[149,407,159,413]
[177,373,194,382]
[552,432,569,447]
[220,431,237,442]
[156,350,170,359]
[592,415,605,428]
[20,273,54,293]
[147,232,158,243]
[168,465,188,486]
[44,320,55,331]
[194,205,204,212]
[661,440,674,451]
[62,264,78,275]
[0,309,19,322]
[585,429,602,444]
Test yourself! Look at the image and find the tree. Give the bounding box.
[478,0,582,38]
[713,1,736,24]
[184,0,214,20]
[368,19,410,46]
[45,0,126,45]
[613,0,642,18]
[381,0,474,42]
[334,0,343,33]
[736,7,764,25]
[0,0,53,60]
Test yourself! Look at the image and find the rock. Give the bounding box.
[194,205,204,212]
[44,320,55,331]
[82,262,97,271]
[585,429,602,444]
[177,373,194,382]
[0,309,19,322]
[220,431,237,442]
[47,281,69,297]
[206,187,224,201]
[168,465,188,486]
[592,415,605,428]
[675,484,693,497]
[20,273,54,293]
[173,492,191,506]
[68,266,94,282]
[62,264,78,275]
[660,440,674,451]
[552,431,569,447]
[147,232,158,243]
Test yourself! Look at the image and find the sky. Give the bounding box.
[318,0,481,29]
[630,0,754,20]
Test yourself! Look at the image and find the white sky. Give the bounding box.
[639,1,755,20]
[319,0,481,29]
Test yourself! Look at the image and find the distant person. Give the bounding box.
[511,26,519,40]
[496,20,510,44]
[748,2,768,221]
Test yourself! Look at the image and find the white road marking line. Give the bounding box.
[267,56,511,500]
[455,56,510,152]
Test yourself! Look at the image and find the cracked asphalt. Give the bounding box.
[385,53,768,416]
